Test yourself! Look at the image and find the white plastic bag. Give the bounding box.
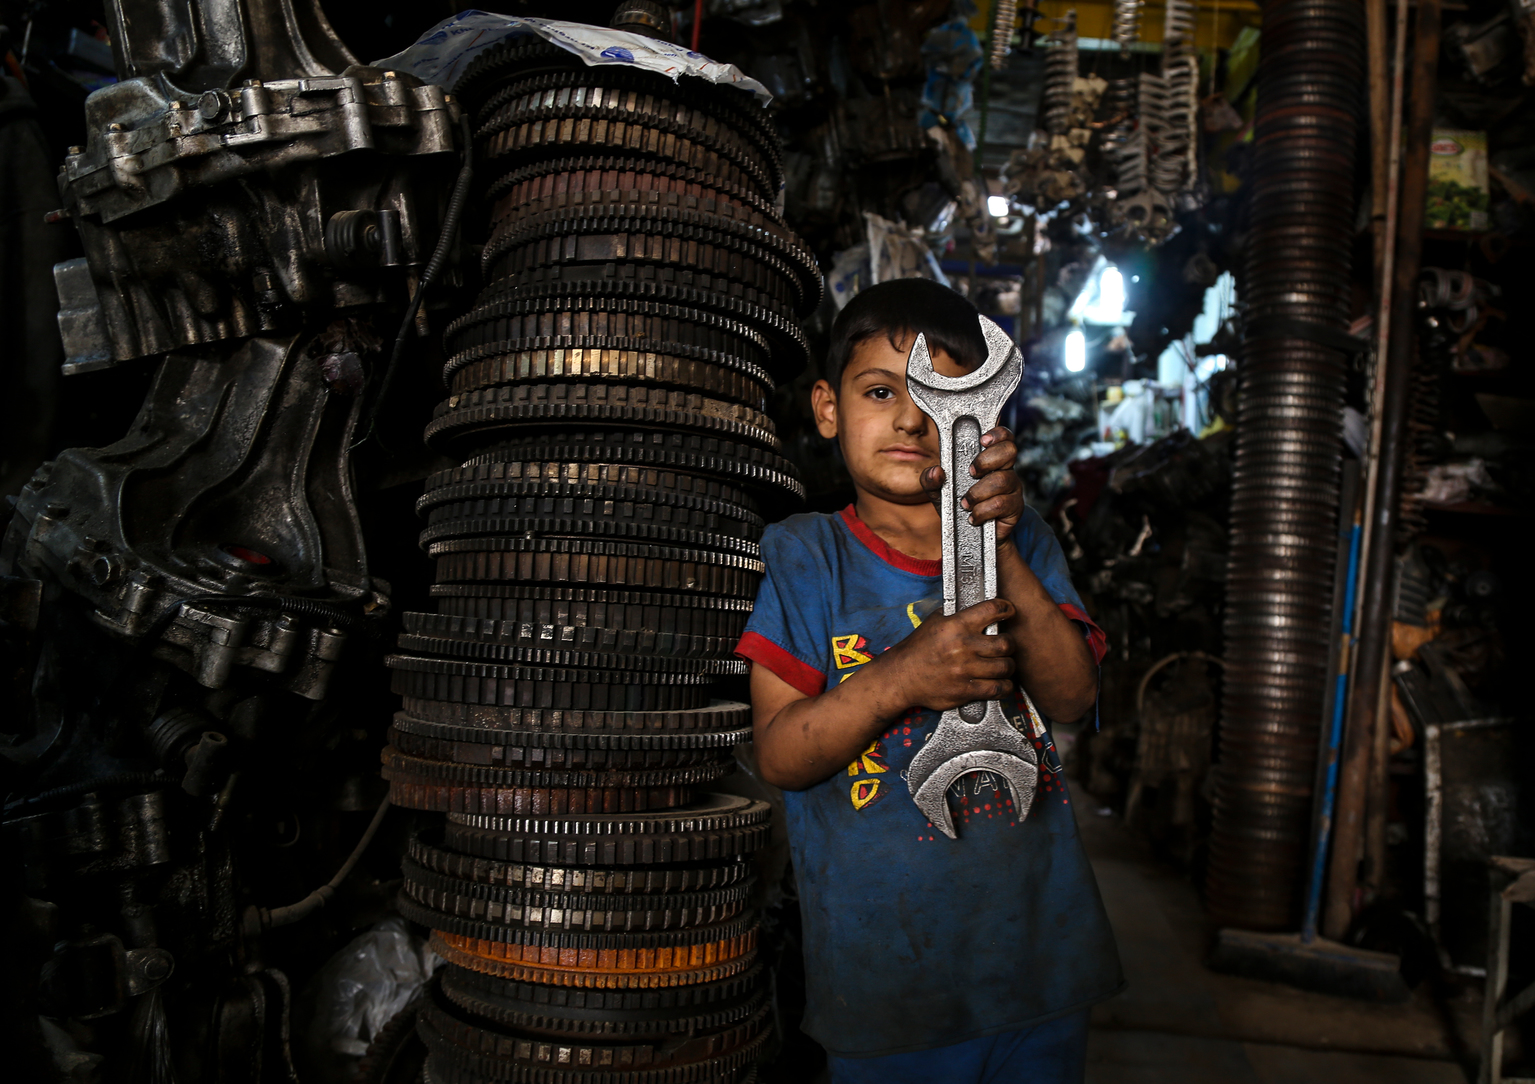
[305,917,439,1059]
[374,11,771,103]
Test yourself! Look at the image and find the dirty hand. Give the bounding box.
[919,425,1024,542]
[880,598,1016,712]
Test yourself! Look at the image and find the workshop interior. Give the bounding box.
[0,0,1532,1081]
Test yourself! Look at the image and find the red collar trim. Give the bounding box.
[837,504,942,577]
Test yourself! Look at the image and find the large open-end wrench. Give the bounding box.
[904,316,1037,838]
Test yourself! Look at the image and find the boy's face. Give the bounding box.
[811,331,969,506]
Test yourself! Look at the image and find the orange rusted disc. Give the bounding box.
[430,927,757,990]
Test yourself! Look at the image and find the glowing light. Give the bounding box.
[987,195,1010,218]
[1068,258,1130,326]
[1064,328,1086,372]
[1099,266,1125,321]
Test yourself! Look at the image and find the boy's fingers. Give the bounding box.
[921,465,946,492]
[969,441,1017,477]
[957,598,1014,628]
[962,469,1019,505]
[966,657,1015,682]
[969,632,1015,657]
[967,494,1022,526]
[978,426,1014,448]
[970,678,1014,701]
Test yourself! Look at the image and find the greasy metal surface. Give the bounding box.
[902,316,1035,838]
[2,6,462,1080]
[55,68,458,369]
[3,333,376,698]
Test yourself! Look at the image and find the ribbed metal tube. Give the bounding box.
[1207,0,1365,931]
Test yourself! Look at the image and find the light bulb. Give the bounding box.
[987,195,1010,218]
[1065,328,1086,372]
[1099,266,1125,322]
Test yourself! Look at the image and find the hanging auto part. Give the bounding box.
[1112,0,1145,52]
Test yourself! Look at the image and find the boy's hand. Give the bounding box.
[881,598,1016,712]
[918,426,1023,543]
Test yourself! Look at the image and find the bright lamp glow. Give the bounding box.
[987,195,1010,218]
[1099,266,1125,321]
[1069,258,1130,326]
[1064,328,1086,372]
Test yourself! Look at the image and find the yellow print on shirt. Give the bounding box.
[832,633,873,670]
[845,739,889,810]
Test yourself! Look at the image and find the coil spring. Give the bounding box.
[1163,0,1196,48]
[990,0,1019,70]
[1137,71,1168,139]
[1398,314,1452,540]
[1112,127,1150,196]
[1112,0,1143,50]
[1100,76,1138,151]
[1041,30,1078,135]
[1155,0,1198,193]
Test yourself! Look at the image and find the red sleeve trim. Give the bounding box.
[1059,602,1108,665]
[736,631,826,698]
[837,504,942,577]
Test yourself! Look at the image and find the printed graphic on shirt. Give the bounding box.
[832,634,873,669]
[846,739,889,776]
[846,739,890,810]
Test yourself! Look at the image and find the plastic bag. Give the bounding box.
[373,10,770,103]
[303,917,439,1061]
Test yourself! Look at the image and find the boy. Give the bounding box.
[736,279,1121,1083]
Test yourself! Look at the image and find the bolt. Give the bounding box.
[86,554,120,587]
[140,953,172,983]
[44,501,70,518]
[68,145,84,155]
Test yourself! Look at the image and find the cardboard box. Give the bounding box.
[1426,129,1490,232]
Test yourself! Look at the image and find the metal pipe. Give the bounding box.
[1367,0,1389,274]
[1362,648,1394,897]
[1322,0,1440,942]
[1355,0,1413,911]
[1357,0,1412,591]
[1303,510,1363,942]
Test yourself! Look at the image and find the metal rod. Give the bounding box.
[1359,0,1412,573]
[1367,0,1390,275]
[1323,0,1439,943]
[1302,510,1363,942]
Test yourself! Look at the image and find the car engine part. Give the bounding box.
[1,1,464,1079]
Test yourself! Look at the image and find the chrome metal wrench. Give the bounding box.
[903,315,1036,838]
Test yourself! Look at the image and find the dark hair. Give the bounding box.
[823,278,987,389]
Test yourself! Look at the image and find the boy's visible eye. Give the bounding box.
[867,386,896,401]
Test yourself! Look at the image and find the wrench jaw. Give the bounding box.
[907,703,1040,839]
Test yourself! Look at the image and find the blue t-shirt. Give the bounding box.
[737,504,1122,1058]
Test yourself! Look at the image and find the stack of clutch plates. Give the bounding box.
[381,31,815,1084]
